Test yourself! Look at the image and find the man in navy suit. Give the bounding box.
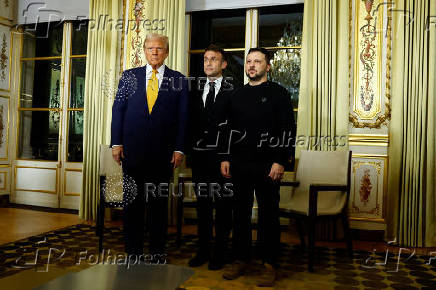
[111,33,188,260]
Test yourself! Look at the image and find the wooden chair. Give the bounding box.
[96,145,123,253]
[176,172,195,247]
[279,150,353,272]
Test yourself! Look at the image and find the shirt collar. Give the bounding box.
[146,63,165,76]
[206,76,223,87]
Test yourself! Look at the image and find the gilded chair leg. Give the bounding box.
[341,212,353,257]
[296,219,306,249]
[308,218,315,272]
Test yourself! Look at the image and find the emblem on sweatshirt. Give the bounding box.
[261,97,267,103]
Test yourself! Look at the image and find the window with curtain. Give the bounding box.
[259,4,303,121]
[67,22,87,162]
[189,9,246,88]
[18,21,88,162]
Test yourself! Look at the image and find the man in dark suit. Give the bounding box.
[187,44,234,270]
[111,33,188,261]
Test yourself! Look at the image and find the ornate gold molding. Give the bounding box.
[120,0,127,74]
[14,166,58,194]
[63,168,82,196]
[349,134,389,141]
[0,24,12,93]
[0,171,7,191]
[0,95,9,161]
[348,134,389,146]
[349,1,392,128]
[350,154,388,223]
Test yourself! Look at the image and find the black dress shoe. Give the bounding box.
[208,256,224,270]
[188,253,209,267]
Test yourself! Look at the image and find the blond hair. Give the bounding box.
[143,33,169,51]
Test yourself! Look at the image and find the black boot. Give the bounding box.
[188,251,210,267]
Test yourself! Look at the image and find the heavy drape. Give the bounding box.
[387,0,436,247]
[296,0,349,154]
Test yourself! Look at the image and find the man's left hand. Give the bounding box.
[171,152,184,169]
[269,163,284,181]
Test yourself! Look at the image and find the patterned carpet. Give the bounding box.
[0,224,435,289]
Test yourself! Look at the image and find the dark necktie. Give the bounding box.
[205,81,215,112]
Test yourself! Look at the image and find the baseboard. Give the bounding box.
[0,194,9,207]
[6,203,78,215]
[351,229,384,241]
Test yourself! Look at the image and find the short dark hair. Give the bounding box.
[204,44,227,62]
[247,47,271,64]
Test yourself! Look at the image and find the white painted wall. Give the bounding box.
[186,0,304,12]
[16,0,89,24]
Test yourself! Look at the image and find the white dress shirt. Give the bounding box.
[145,63,166,92]
[202,76,223,106]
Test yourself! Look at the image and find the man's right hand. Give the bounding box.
[112,146,124,165]
[221,161,231,178]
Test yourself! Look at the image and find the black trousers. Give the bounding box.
[231,160,281,265]
[192,152,232,255]
[122,165,170,256]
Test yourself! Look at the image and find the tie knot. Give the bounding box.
[209,81,215,88]
[152,69,158,75]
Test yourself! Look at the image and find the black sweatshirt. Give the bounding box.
[217,81,296,168]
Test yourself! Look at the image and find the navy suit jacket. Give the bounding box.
[110,65,188,173]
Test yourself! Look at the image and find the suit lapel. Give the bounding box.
[148,65,170,115]
[198,87,205,109]
[214,85,226,104]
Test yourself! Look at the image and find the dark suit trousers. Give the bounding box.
[231,159,281,265]
[122,165,170,256]
[192,151,232,255]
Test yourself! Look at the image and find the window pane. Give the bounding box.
[268,49,301,109]
[190,10,246,49]
[259,5,303,47]
[71,21,88,55]
[67,111,83,162]
[18,110,59,160]
[189,51,244,88]
[224,52,245,88]
[70,58,86,108]
[22,22,63,58]
[20,60,62,108]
